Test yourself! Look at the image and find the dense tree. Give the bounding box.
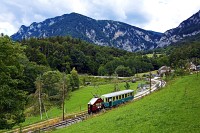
[0,36,27,129]
[115,65,132,77]
[20,62,50,93]
[69,67,80,91]
[169,42,200,68]
[21,36,163,76]
[30,71,71,119]
[98,65,107,76]
[41,71,63,106]
[104,58,123,75]
[124,82,130,90]
[20,36,200,77]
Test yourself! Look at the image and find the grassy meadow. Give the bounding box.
[146,53,162,58]
[20,79,143,127]
[53,74,200,133]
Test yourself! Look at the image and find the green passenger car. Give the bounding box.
[101,90,134,108]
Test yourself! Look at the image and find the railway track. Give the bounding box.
[8,78,166,133]
[35,114,88,132]
[134,78,166,100]
[6,111,88,133]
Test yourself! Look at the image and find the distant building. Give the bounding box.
[188,62,196,71]
[158,66,171,77]
[196,65,200,71]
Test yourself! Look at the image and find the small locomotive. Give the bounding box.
[88,90,134,114]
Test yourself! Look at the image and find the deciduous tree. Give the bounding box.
[0,36,27,129]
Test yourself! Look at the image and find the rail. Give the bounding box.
[6,110,88,133]
[134,79,166,100]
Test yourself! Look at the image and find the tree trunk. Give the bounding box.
[62,81,65,121]
[38,79,43,120]
[43,102,48,119]
[62,73,66,121]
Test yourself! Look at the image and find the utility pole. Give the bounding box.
[38,75,43,120]
[149,71,151,93]
[196,57,199,77]
[62,73,66,121]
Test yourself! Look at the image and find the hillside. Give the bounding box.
[11,10,200,52]
[53,74,200,133]
[11,13,162,52]
[158,10,200,47]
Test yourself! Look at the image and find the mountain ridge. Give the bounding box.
[157,10,200,47]
[11,10,200,51]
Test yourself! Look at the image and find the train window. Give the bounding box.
[108,97,111,102]
[130,92,133,96]
[116,96,118,100]
[119,95,121,99]
[127,93,129,96]
[122,95,124,98]
[125,94,127,97]
[113,97,115,101]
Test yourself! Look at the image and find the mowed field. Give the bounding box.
[21,80,142,126]
[53,74,200,133]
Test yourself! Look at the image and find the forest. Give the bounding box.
[0,35,199,129]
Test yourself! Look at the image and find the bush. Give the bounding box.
[115,65,132,77]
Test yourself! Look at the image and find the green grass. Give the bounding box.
[19,81,142,127]
[53,74,200,133]
[136,70,158,77]
[146,54,162,58]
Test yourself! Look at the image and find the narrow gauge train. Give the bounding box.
[88,90,134,114]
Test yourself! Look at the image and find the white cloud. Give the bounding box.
[142,0,200,32]
[0,0,200,36]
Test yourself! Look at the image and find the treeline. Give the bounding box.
[142,41,200,68]
[21,36,169,76]
[20,36,200,92]
[169,42,200,67]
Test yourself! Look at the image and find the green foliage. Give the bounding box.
[21,36,160,76]
[98,65,107,76]
[17,36,200,78]
[21,62,50,93]
[174,68,187,76]
[0,87,27,129]
[29,71,71,118]
[124,82,130,90]
[115,65,132,77]
[113,83,120,92]
[169,41,200,67]
[54,74,200,133]
[0,36,27,129]
[69,67,80,91]
[41,71,63,106]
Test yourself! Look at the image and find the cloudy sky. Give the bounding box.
[1,0,200,36]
